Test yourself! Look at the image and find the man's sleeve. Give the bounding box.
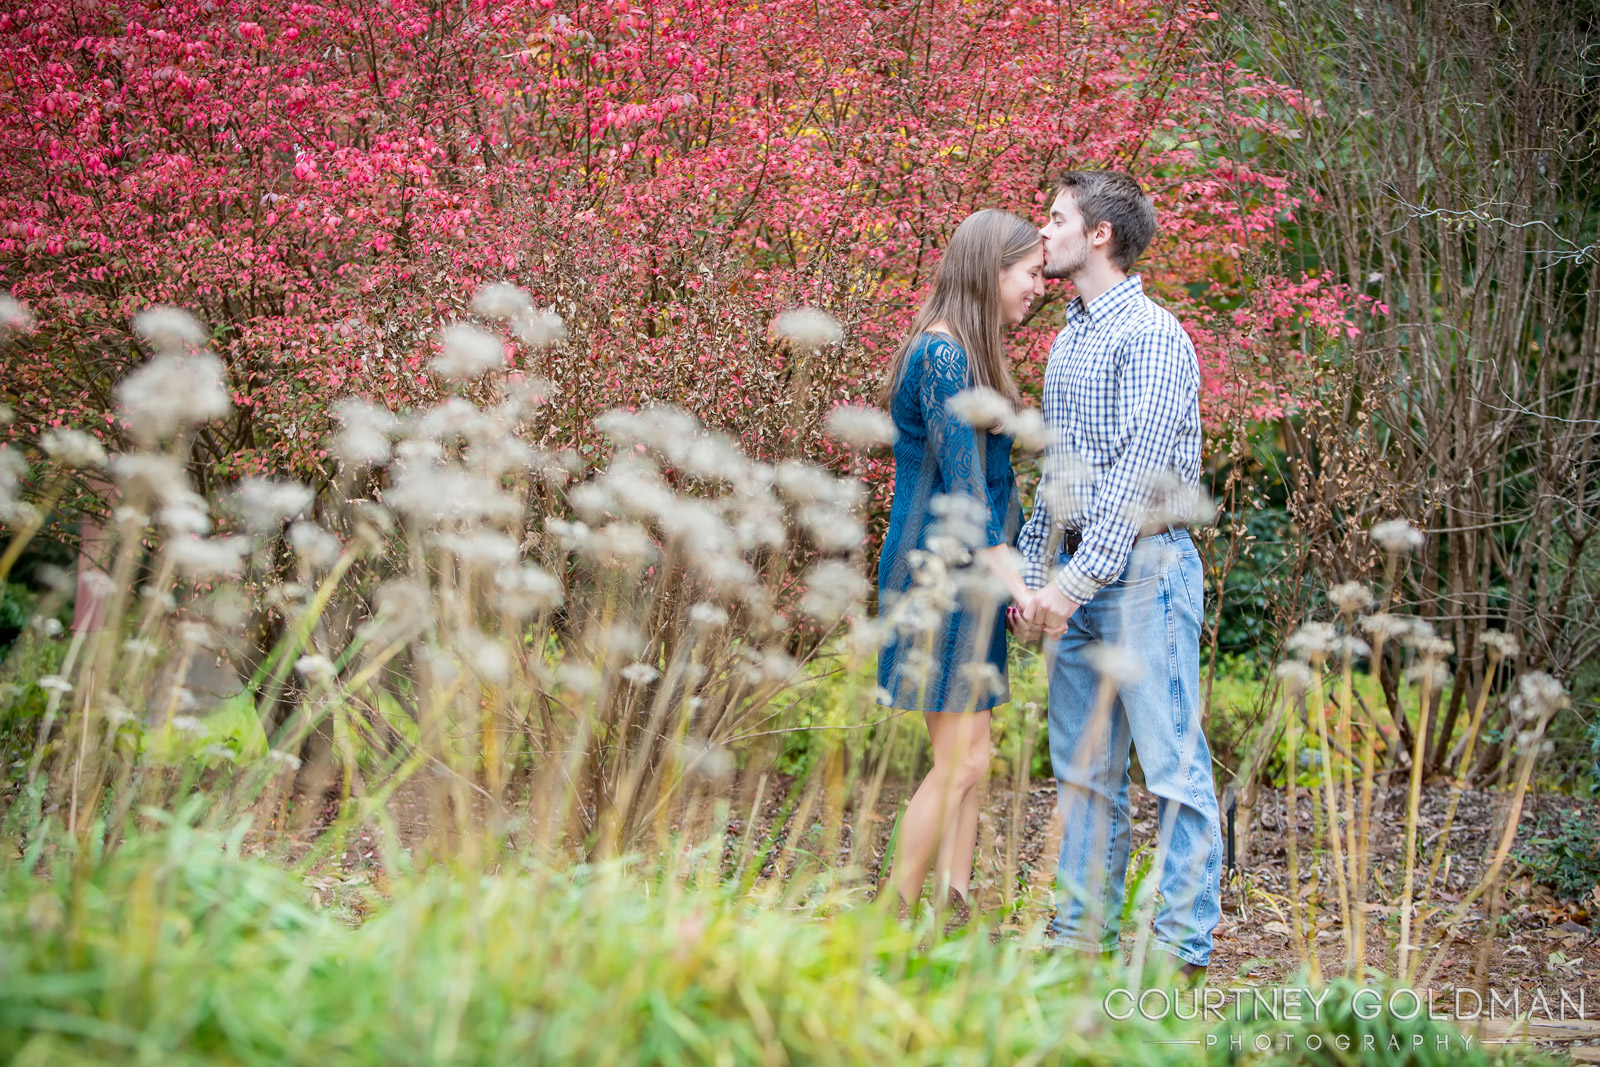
[1015,483,1051,589]
[1052,324,1198,604]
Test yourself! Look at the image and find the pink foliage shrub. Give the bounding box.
[0,0,1351,494]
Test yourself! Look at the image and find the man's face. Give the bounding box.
[1040,190,1091,280]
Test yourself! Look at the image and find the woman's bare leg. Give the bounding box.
[938,774,984,899]
[892,709,992,908]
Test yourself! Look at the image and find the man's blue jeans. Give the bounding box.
[1046,529,1222,967]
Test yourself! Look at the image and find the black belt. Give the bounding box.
[1061,524,1186,556]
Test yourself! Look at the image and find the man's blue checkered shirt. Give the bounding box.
[1016,274,1202,604]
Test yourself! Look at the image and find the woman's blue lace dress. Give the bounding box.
[877,333,1018,712]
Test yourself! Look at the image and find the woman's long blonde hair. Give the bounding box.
[880,209,1036,409]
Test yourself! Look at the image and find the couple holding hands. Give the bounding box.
[876,169,1222,982]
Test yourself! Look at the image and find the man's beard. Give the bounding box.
[1042,243,1086,280]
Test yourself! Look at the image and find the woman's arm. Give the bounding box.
[918,339,1010,550]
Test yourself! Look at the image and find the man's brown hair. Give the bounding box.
[1053,170,1157,272]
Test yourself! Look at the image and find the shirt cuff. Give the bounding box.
[1020,554,1049,590]
[1052,560,1103,606]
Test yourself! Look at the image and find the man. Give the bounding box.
[1016,170,1222,981]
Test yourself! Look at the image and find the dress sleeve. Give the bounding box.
[919,338,1007,548]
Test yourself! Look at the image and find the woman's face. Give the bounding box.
[998,243,1046,327]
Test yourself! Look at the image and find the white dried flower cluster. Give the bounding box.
[116,351,231,443]
[1004,407,1048,450]
[945,386,1011,429]
[0,403,11,426]
[167,535,250,577]
[845,617,890,657]
[511,307,567,349]
[1359,613,1408,644]
[1037,451,1092,517]
[580,520,657,571]
[110,452,187,503]
[1509,671,1568,722]
[952,559,1010,607]
[1274,660,1316,695]
[1286,621,1338,659]
[678,738,735,783]
[39,429,106,469]
[1404,661,1452,690]
[773,307,843,350]
[288,522,342,569]
[1414,636,1455,661]
[1327,581,1375,615]
[131,306,206,352]
[432,323,506,380]
[472,281,533,321]
[158,492,212,537]
[496,564,563,617]
[0,293,34,333]
[1478,630,1520,659]
[332,399,398,467]
[798,503,864,554]
[176,621,216,649]
[773,459,857,507]
[1333,635,1371,661]
[295,655,336,682]
[689,602,729,630]
[355,580,431,646]
[434,529,517,569]
[958,662,1005,702]
[597,407,752,486]
[229,477,313,532]
[924,492,989,561]
[0,446,28,522]
[1136,472,1217,528]
[743,648,798,687]
[620,662,660,686]
[383,462,519,527]
[555,662,600,695]
[123,638,160,658]
[459,631,511,685]
[266,749,303,772]
[1087,643,1145,687]
[501,376,557,420]
[800,559,868,624]
[824,405,896,449]
[1371,519,1424,554]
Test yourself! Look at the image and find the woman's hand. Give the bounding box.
[1007,591,1044,642]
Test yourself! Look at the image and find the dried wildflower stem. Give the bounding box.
[0,469,66,582]
[1352,635,1388,971]
[1396,665,1438,984]
[1002,707,1037,908]
[1415,732,1544,989]
[1281,688,1313,968]
[1304,655,1353,970]
[1335,644,1359,929]
[1421,649,1504,900]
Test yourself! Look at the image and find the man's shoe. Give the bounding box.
[1179,962,1207,986]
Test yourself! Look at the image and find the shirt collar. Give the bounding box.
[1065,274,1144,326]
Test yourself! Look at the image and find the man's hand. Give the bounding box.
[1021,582,1079,637]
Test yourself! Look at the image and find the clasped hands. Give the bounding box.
[1007,582,1079,642]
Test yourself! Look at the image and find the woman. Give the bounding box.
[877,209,1044,922]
